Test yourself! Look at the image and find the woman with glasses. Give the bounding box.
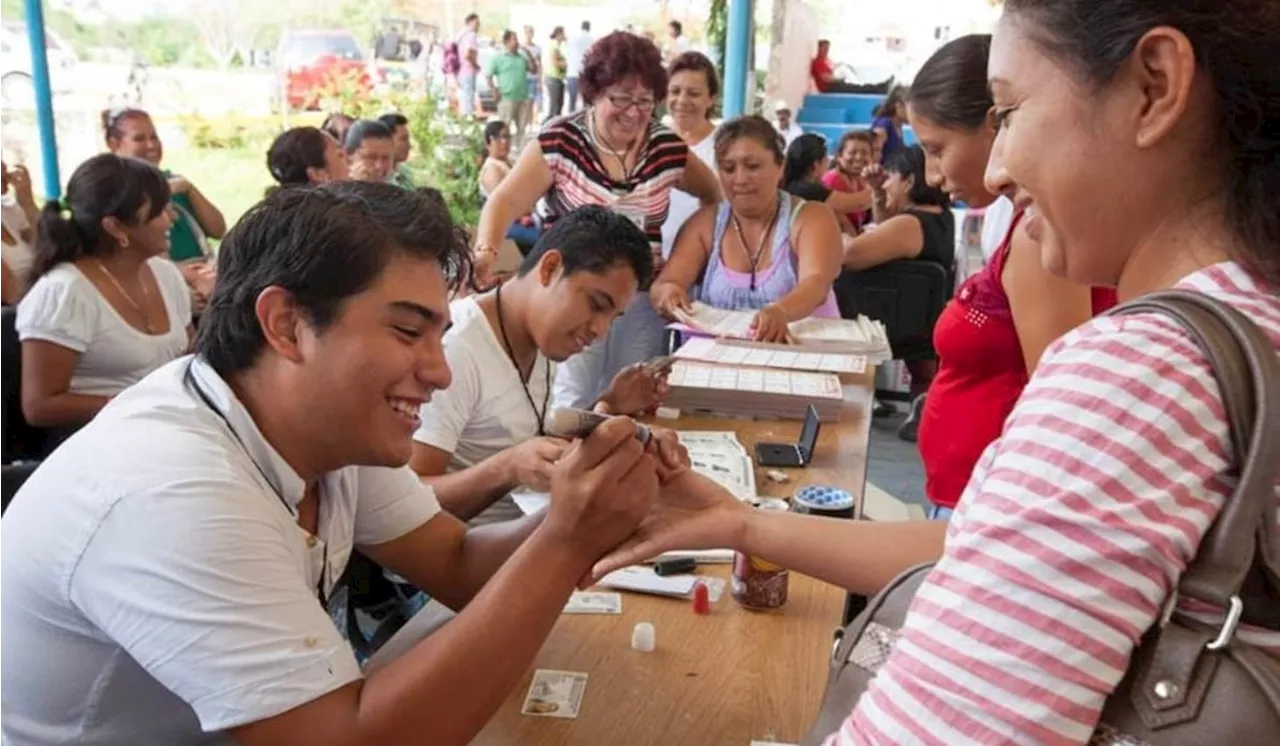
[474,30,721,411]
[651,116,843,344]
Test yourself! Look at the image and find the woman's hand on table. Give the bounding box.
[750,304,793,344]
[651,283,692,319]
[588,470,749,581]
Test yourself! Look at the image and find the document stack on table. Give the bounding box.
[664,360,844,421]
[670,302,891,362]
[673,336,868,375]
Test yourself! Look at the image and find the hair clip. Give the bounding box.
[58,201,73,221]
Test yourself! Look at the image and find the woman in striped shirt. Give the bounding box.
[475,31,720,410]
[594,0,1280,742]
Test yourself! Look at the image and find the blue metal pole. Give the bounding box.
[23,0,61,201]
[722,0,753,118]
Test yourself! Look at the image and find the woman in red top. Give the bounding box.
[908,34,1117,517]
[821,130,875,234]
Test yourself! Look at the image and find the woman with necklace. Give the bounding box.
[474,30,721,411]
[15,154,192,429]
[651,116,843,344]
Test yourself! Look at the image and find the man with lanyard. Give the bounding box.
[410,206,679,526]
[0,183,678,744]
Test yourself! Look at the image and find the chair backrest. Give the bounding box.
[2,306,54,464]
[1,460,39,514]
[832,259,952,348]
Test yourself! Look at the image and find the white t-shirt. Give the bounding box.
[778,120,805,148]
[413,296,552,471]
[979,194,1016,263]
[0,356,443,744]
[1,197,35,286]
[661,127,718,259]
[15,257,192,396]
[566,31,593,77]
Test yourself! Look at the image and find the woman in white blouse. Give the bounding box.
[17,153,192,428]
[660,51,720,262]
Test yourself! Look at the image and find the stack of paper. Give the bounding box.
[677,431,757,500]
[665,361,844,421]
[670,302,891,360]
[674,336,868,374]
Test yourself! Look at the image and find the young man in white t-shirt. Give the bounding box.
[410,205,680,524]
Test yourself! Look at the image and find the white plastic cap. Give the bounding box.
[631,621,656,652]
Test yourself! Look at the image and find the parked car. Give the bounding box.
[274,29,373,111]
[1,22,77,108]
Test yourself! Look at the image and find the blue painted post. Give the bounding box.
[23,0,61,201]
[722,0,753,118]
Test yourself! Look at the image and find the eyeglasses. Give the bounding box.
[604,93,656,112]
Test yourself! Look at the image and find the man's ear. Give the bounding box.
[537,249,564,287]
[253,286,307,363]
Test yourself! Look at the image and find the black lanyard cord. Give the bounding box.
[183,362,330,607]
[494,284,551,436]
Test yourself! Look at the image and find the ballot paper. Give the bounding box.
[522,670,589,719]
[674,336,868,374]
[677,430,757,501]
[597,566,726,602]
[666,362,844,421]
[563,591,622,615]
[670,301,890,359]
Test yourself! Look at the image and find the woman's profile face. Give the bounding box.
[320,135,349,182]
[488,126,511,160]
[909,107,996,208]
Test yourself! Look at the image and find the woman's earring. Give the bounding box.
[120,236,130,249]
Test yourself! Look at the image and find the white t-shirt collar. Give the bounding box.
[185,355,307,513]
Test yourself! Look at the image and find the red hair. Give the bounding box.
[579,31,668,105]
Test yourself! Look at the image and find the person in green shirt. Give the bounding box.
[542,27,568,121]
[486,30,530,140]
[103,107,221,313]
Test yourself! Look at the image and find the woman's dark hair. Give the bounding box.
[483,120,509,150]
[713,115,785,166]
[906,34,992,131]
[550,25,564,41]
[668,51,720,101]
[320,112,354,146]
[1005,0,1280,284]
[519,205,653,287]
[836,130,875,156]
[873,86,908,119]
[32,153,170,281]
[195,182,471,376]
[100,107,150,142]
[783,134,829,186]
[579,30,669,104]
[266,127,329,187]
[884,145,949,208]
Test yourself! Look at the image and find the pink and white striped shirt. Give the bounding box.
[832,261,1280,745]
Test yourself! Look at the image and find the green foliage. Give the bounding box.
[707,0,728,74]
[179,114,280,151]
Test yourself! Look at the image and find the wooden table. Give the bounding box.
[472,372,876,745]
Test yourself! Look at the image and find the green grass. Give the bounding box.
[163,143,274,235]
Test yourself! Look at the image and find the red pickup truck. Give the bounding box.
[275,29,373,111]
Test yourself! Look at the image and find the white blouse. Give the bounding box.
[16,257,192,396]
[2,198,36,287]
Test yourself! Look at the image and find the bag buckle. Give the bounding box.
[831,627,844,661]
[1206,595,1244,651]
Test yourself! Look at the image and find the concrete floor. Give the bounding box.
[864,408,929,513]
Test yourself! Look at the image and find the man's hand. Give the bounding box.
[646,426,689,480]
[589,470,748,580]
[544,417,658,561]
[597,364,669,416]
[504,436,570,492]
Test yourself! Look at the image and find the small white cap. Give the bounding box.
[631,621,656,652]
[773,99,791,113]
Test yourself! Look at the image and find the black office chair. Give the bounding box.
[1,460,39,515]
[2,306,50,464]
[832,260,952,401]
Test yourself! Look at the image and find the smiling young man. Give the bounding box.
[0,184,662,745]
[410,205,678,525]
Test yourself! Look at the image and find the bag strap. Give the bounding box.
[1106,289,1280,625]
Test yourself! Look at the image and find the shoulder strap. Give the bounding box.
[1105,289,1280,626]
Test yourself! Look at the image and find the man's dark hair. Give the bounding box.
[501,29,517,45]
[581,20,591,31]
[465,13,479,24]
[518,205,653,288]
[344,119,392,154]
[669,20,683,36]
[377,112,409,132]
[195,182,471,376]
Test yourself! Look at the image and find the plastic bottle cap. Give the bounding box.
[631,621,656,652]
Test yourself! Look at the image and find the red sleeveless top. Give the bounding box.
[916,213,1117,509]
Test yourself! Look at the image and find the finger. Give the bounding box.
[561,415,638,472]
[591,531,668,579]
